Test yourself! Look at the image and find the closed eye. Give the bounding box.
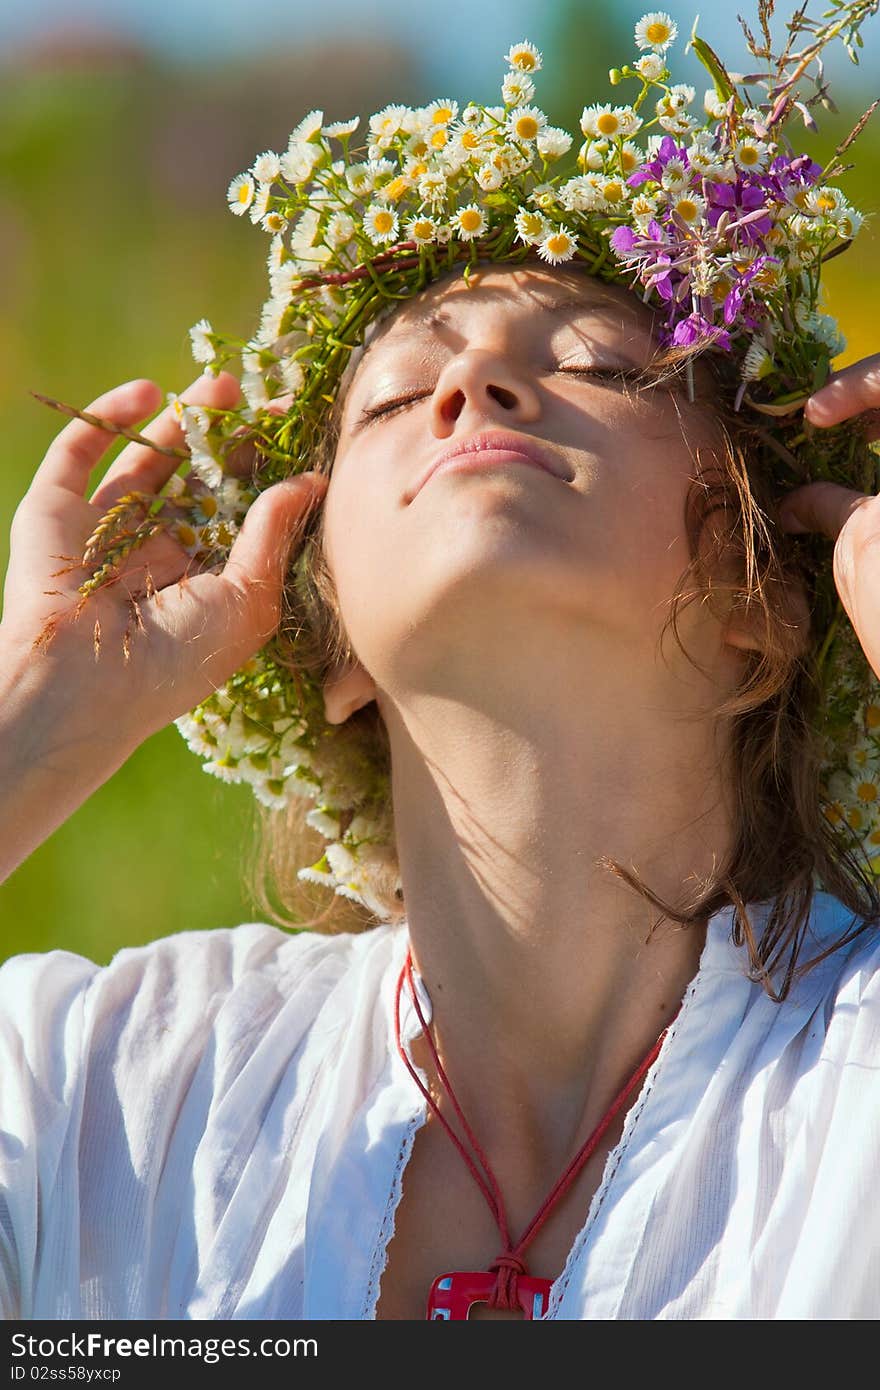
[553,365,648,385]
[356,388,432,427]
[354,365,650,428]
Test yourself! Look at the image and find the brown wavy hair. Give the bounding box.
[242,267,880,1002]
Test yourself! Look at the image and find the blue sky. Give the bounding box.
[2,0,877,94]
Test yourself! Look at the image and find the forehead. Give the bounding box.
[354,264,657,368]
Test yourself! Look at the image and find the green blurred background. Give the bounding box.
[1,1,878,963]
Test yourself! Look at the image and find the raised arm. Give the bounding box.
[0,373,327,885]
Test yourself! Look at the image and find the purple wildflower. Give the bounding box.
[610,225,638,255]
[756,153,823,202]
[706,178,772,243]
[722,255,778,328]
[669,313,732,351]
[627,135,690,189]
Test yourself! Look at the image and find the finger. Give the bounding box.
[180,473,328,674]
[805,353,880,428]
[777,480,872,541]
[89,371,242,511]
[39,379,163,495]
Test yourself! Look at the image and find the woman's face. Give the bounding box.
[320,262,733,713]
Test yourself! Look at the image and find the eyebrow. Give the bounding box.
[354,292,631,369]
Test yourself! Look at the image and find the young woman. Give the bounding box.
[1,259,879,1320]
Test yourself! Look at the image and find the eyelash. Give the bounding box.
[356,366,645,427]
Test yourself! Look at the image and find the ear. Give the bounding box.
[722,574,812,658]
[322,656,379,725]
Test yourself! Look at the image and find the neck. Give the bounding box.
[379,659,733,1162]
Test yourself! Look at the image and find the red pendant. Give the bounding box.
[426,1270,553,1320]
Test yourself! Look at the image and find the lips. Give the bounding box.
[408,429,572,501]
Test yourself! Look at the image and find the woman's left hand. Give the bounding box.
[777,353,880,681]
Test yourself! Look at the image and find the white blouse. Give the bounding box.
[0,889,878,1320]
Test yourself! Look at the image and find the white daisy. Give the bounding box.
[536,224,577,264]
[687,145,725,177]
[528,181,560,210]
[670,191,706,225]
[585,104,639,138]
[558,176,604,213]
[506,104,548,143]
[174,713,219,759]
[345,162,375,196]
[634,12,678,52]
[401,107,430,137]
[580,138,610,170]
[805,185,843,216]
[324,115,360,139]
[580,104,603,138]
[251,150,281,183]
[497,144,532,176]
[426,98,458,126]
[267,234,287,276]
[227,172,255,216]
[188,317,216,366]
[741,337,773,381]
[418,170,449,205]
[405,214,438,245]
[241,370,271,412]
[634,53,664,79]
[439,139,472,174]
[258,295,289,342]
[513,206,550,244]
[305,806,343,840]
[631,191,661,225]
[704,88,728,119]
[261,210,288,235]
[297,861,337,889]
[658,111,699,136]
[248,182,273,226]
[326,839,359,880]
[537,126,573,159]
[740,105,769,133]
[288,109,324,146]
[251,776,293,812]
[619,140,645,174]
[444,132,481,168]
[733,138,770,171]
[475,162,504,191]
[669,83,695,107]
[502,72,536,106]
[451,202,488,240]
[460,103,484,127]
[835,202,863,239]
[363,203,399,244]
[280,356,306,396]
[325,211,356,248]
[597,174,629,206]
[660,157,689,191]
[504,40,543,73]
[368,103,409,141]
[279,148,316,186]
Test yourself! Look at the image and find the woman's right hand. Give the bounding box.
[1,372,328,755]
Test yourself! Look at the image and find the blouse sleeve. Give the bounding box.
[0,948,99,1319]
[0,922,349,1319]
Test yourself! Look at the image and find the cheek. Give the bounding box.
[320,442,406,640]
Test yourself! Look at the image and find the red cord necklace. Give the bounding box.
[393,948,681,1320]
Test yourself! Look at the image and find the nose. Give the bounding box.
[429,348,542,434]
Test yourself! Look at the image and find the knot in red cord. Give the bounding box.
[487,1252,527,1311]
